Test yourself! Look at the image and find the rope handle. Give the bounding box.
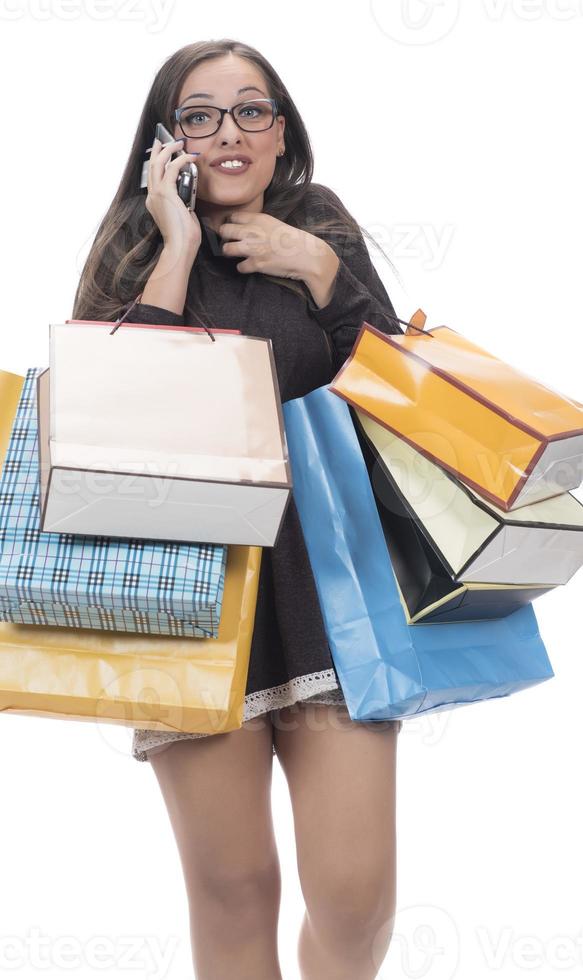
[109,292,216,341]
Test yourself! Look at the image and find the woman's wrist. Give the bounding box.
[140,243,198,315]
[302,240,341,310]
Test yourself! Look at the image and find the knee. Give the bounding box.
[302,861,397,949]
[195,858,281,919]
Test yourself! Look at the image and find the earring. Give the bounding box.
[278,148,285,157]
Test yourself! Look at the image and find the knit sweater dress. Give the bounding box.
[127,183,404,761]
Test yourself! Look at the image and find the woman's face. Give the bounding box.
[173,53,285,225]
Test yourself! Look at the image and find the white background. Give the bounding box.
[0,2,582,978]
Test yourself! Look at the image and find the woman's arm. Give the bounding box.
[120,244,195,326]
[122,134,201,323]
[303,186,403,367]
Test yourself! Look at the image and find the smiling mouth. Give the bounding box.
[211,160,252,174]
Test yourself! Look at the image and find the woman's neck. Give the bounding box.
[196,194,264,233]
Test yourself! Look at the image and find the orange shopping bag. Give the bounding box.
[330,310,583,511]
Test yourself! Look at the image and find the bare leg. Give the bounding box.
[272,701,400,980]
[147,713,283,980]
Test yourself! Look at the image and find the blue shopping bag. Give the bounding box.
[283,385,554,722]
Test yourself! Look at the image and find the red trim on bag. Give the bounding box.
[65,319,241,334]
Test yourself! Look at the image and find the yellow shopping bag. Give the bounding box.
[0,369,261,735]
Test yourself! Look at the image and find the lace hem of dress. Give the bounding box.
[131,668,345,761]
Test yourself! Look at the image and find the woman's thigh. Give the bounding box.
[271,701,400,921]
[147,712,279,897]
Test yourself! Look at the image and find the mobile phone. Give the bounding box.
[140,121,198,211]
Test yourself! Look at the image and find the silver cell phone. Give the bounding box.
[140,121,198,211]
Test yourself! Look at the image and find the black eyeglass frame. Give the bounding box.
[173,98,279,139]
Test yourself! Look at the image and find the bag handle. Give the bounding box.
[109,292,216,341]
[406,308,428,334]
[374,307,433,337]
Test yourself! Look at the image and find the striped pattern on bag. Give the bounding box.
[0,368,227,637]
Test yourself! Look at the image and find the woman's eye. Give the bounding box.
[184,112,209,125]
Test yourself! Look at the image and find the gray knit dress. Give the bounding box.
[124,183,404,761]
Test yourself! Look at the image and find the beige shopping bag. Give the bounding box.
[39,319,292,546]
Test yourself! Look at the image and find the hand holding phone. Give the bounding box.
[140,122,202,254]
[141,122,199,211]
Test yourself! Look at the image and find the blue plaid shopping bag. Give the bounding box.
[0,369,227,638]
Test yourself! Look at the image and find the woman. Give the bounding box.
[73,38,405,980]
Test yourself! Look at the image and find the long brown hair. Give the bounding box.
[72,38,400,329]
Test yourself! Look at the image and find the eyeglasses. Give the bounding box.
[173,98,279,139]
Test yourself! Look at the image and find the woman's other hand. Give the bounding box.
[218,211,336,282]
[219,211,340,307]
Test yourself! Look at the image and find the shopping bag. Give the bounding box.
[354,408,583,623]
[0,542,260,733]
[0,366,260,735]
[0,369,226,638]
[0,370,261,731]
[283,384,554,721]
[39,318,292,546]
[330,311,583,511]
